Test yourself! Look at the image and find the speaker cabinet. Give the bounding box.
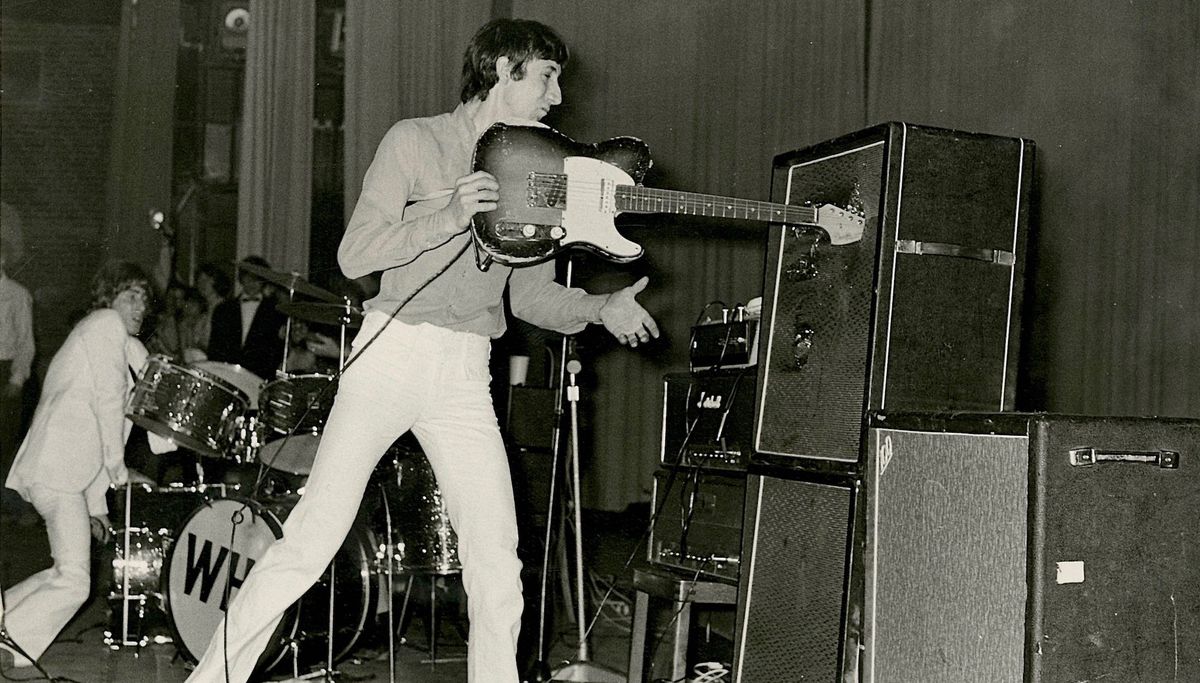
[754,123,1035,469]
[733,412,1200,682]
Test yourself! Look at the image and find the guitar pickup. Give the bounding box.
[526,171,567,209]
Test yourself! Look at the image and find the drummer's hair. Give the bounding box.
[460,18,567,104]
[90,259,153,311]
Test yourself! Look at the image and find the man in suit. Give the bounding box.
[1,261,170,672]
[206,255,287,380]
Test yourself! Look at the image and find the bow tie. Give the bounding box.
[240,295,261,302]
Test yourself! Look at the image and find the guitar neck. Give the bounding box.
[615,185,817,226]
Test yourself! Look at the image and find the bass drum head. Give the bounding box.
[163,497,377,674]
[163,498,284,671]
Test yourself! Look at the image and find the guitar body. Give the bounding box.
[471,123,653,267]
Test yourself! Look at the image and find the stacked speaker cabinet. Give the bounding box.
[753,122,1035,469]
[735,122,1038,680]
[735,412,1200,682]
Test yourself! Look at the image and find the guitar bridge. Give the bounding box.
[527,171,567,209]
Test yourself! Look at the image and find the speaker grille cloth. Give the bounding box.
[738,477,852,680]
[757,142,884,462]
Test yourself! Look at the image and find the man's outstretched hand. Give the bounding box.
[599,276,659,348]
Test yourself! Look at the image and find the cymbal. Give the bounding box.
[237,261,340,303]
[278,301,363,328]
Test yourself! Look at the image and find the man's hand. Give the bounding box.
[599,277,660,348]
[90,514,112,544]
[445,171,500,232]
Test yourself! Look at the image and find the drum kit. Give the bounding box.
[110,264,459,678]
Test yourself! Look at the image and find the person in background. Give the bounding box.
[0,260,174,672]
[0,201,36,506]
[191,261,233,361]
[206,255,287,380]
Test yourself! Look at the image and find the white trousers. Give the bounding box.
[1,486,92,667]
[187,315,523,683]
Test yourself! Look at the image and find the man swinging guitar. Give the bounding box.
[469,122,866,270]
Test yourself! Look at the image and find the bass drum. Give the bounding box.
[163,497,376,674]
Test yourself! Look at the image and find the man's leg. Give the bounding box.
[0,487,91,666]
[187,316,432,682]
[413,334,524,683]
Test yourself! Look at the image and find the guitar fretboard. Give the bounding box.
[616,186,817,225]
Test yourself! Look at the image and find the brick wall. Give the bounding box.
[1,17,120,373]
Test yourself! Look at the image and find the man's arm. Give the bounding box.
[509,266,659,347]
[338,121,499,279]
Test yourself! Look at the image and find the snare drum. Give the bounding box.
[188,361,264,407]
[128,356,249,459]
[257,374,337,475]
[164,497,376,674]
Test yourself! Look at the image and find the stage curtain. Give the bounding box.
[864,0,1200,418]
[342,0,492,226]
[510,0,869,509]
[237,0,315,273]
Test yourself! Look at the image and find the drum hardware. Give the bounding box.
[104,482,229,650]
[277,301,364,329]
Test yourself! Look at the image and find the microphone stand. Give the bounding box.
[549,262,625,683]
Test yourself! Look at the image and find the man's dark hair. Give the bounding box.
[460,18,568,104]
[89,260,152,311]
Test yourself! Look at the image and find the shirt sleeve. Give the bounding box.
[338,121,463,279]
[85,311,133,487]
[508,261,609,335]
[8,284,34,387]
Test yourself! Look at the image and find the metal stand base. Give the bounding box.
[550,660,627,682]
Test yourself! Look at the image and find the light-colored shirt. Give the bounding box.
[239,298,260,345]
[0,273,35,387]
[339,104,606,338]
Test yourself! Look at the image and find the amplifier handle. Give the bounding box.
[1068,447,1180,469]
[895,239,1015,266]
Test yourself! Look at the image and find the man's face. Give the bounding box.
[496,57,562,122]
[112,285,148,335]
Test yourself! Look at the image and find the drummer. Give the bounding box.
[1,260,176,672]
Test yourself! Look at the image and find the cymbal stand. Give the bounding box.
[292,295,357,683]
[279,274,302,378]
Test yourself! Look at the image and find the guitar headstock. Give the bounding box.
[815,204,866,245]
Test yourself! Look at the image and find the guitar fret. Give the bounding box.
[614,185,817,226]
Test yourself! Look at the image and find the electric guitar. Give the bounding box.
[469,123,865,269]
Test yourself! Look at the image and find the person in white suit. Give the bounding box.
[0,260,166,671]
